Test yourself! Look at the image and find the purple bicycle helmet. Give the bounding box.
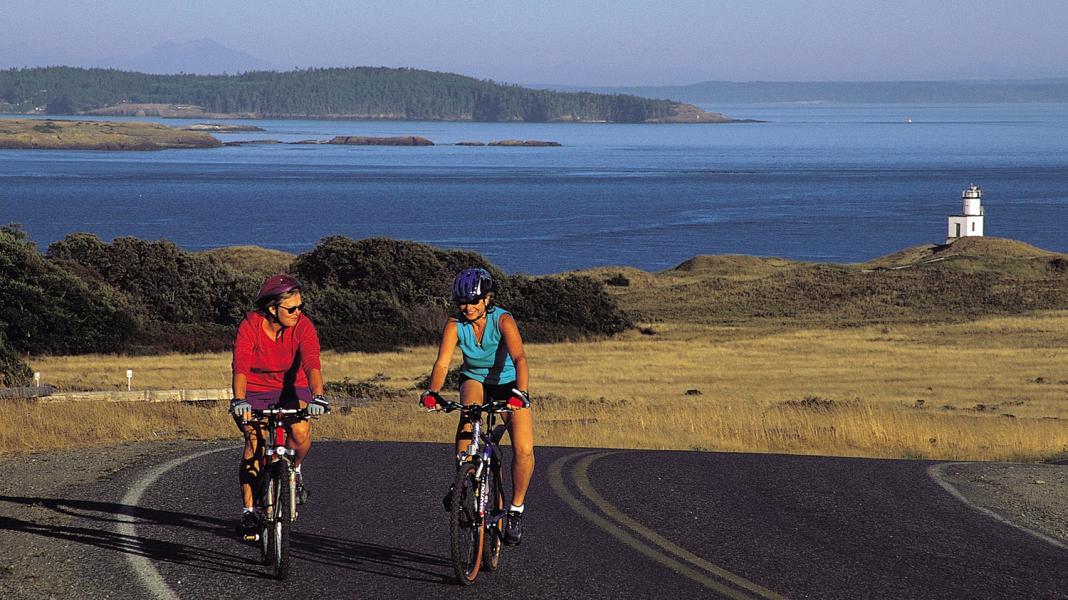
[452,268,493,303]
[256,274,302,308]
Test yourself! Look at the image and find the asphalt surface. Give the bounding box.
[7,442,1068,599]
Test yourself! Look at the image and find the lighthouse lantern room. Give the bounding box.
[947,184,985,244]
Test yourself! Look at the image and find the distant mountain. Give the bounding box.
[115,39,283,74]
[532,79,1068,104]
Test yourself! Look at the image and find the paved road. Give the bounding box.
[6,442,1067,599]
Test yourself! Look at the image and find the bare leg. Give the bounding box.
[287,418,312,467]
[455,379,485,457]
[505,407,535,506]
[239,422,264,509]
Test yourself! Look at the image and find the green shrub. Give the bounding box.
[47,233,257,327]
[1,225,136,354]
[294,237,631,350]
[498,274,632,341]
[0,333,33,387]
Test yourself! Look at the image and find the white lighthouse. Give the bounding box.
[947,184,985,244]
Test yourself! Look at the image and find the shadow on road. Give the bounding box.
[0,495,451,582]
[291,531,452,583]
[0,494,258,576]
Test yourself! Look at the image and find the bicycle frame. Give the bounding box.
[440,401,513,530]
[465,404,508,528]
[251,408,302,529]
[244,407,309,580]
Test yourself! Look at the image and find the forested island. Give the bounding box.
[0,66,737,123]
[540,79,1068,104]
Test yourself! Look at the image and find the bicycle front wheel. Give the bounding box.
[482,458,504,571]
[449,462,484,584]
[268,465,294,580]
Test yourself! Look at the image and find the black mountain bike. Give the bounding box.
[242,406,328,580]
[427,397,513,585]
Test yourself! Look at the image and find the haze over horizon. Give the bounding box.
[2,1,1066,86]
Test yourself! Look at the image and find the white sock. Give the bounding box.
[295,464,302,474]
[509,503,524,514]
[242,507,254,514]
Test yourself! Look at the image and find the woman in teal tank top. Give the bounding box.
[424,268,533,547]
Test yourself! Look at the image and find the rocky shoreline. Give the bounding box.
[0,118,568,150]
[0,118,221,150]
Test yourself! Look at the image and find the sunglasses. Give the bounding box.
[455,297,486,307]
[276,303,304,315]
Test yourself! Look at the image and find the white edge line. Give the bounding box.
[927,462,1068,551]
[116,446,236,600]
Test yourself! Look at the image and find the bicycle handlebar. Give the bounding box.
[249,406,331,419]
[433,399,514,415]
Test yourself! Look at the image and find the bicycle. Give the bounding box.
[242,406,329,580]
[423,392,517,585]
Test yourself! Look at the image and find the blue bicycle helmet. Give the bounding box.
[452,268,494,303]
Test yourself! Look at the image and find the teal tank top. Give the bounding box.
[457,308,516,385]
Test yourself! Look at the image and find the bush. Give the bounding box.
[1,225,136,354]
[293,236,495,305]
[8,231,630,356]
[0,333,33,387]
[294,237,631,350]
[498,274,632,342]
[47,233,257,327]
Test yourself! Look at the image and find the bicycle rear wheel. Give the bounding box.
[482,458,504,571]
[267,464,294,580]
[449,462,484,584]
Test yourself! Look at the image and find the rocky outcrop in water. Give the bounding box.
[327,135,434,146]
[488,139,562,147]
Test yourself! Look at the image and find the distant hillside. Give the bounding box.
[581,237,1068,327]
[536,79,1068,104]
[0,67,733,123]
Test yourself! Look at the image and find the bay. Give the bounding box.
[1,103,1067,274]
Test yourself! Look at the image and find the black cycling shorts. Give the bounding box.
[459,374,517,402]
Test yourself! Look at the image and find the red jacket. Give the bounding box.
[232,312,322,393]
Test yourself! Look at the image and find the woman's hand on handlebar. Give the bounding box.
[420,390,445,410]
[230,398,252,418]
[308,395,330,416]
[507,389,530,409]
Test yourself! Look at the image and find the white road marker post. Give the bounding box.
[127,369,134,392]
[34,372,41,388]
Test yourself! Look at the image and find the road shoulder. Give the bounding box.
[0,440,228,599]
[931,461,1068,547]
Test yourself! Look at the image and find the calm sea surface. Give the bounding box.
[2,104,1067,274]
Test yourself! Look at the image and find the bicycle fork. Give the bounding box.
[243,425,297,541]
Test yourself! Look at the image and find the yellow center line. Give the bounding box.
[548,451,786,599]
[572,452,788,600]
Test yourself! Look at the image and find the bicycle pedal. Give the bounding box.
[242,534,260,542]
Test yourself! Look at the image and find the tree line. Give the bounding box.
[0,226,631,386]
[0,66,680,123]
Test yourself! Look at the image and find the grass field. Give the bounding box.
[20,311,1068,461]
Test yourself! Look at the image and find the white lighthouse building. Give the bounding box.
[947,184,985,244]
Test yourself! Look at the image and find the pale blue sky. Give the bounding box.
[2,0,1065,84]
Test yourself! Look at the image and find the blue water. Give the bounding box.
[2,104,1067,274]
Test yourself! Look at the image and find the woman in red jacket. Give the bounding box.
[230,274,329,534]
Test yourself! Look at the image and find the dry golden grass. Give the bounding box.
[21,311,1068,461]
